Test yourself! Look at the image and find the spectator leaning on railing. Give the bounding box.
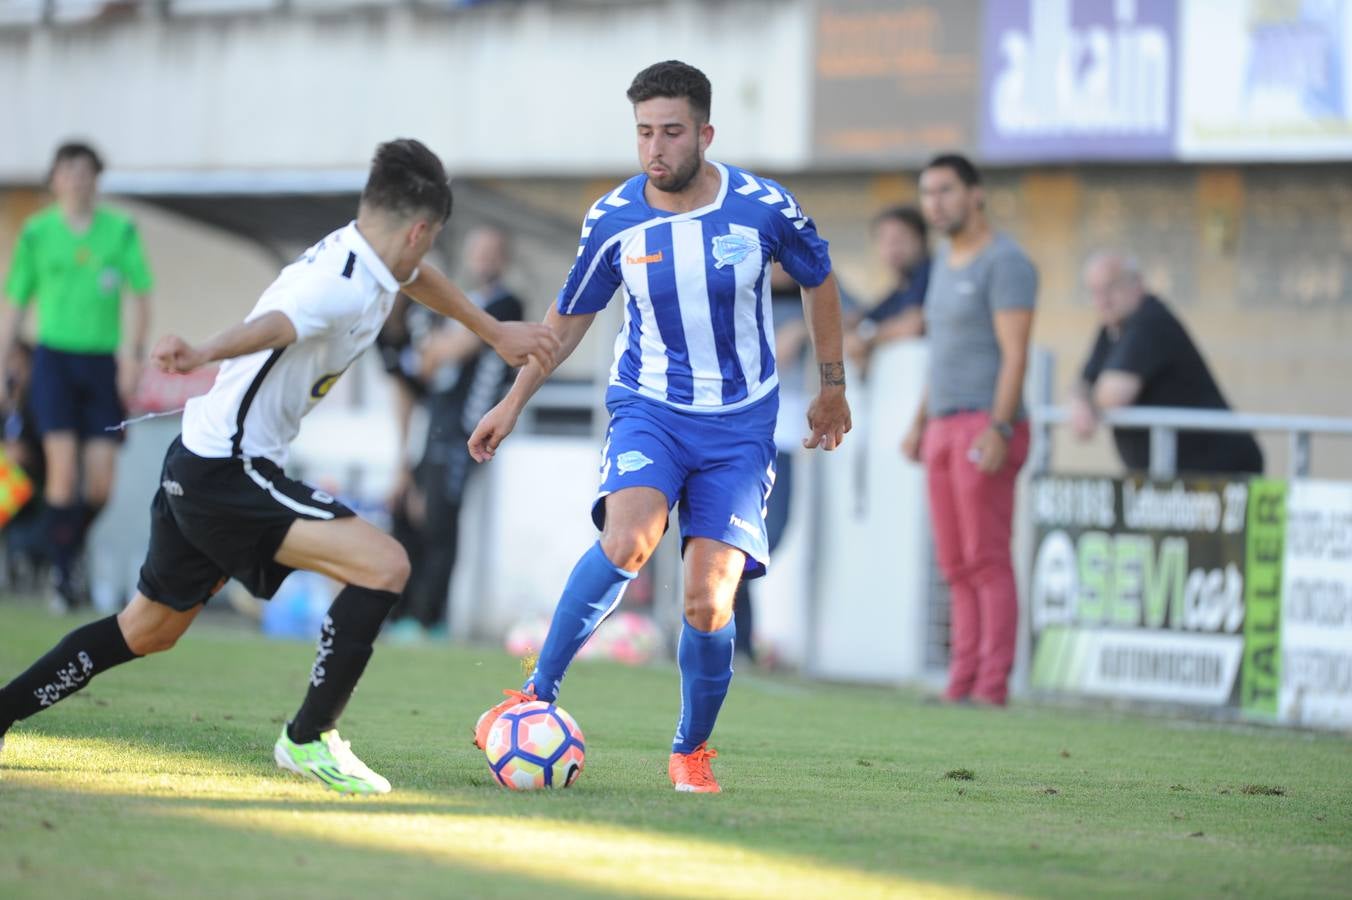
[1070,251,1264,476]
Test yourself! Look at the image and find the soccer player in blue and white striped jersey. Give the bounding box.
[469,61,852,792]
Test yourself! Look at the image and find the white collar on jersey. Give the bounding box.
[340,221,401,293]
[641,161,730,220]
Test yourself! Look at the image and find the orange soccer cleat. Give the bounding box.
[668,742,721,793]
[473,685,537,750]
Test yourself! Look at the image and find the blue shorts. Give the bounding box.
[593,390,778,579]
[31,347,125,441]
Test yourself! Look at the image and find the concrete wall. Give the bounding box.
[0,0,813,182]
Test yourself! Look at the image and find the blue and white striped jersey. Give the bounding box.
[557,161,831,413]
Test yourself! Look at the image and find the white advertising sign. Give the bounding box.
[1179,0,1352,160]
[1280,480,1352,729]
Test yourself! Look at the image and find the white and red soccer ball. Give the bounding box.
[483,700,586,790]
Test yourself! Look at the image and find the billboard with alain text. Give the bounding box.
[810,0,1352,165]
[979,0,1179,161]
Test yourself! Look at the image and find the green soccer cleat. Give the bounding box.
[273,726,391,795]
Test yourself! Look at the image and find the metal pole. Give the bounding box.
[1028,348,1055,475]
[1149,425,1177,480]
[1032,420,1052,475]
[1289,430,1312,478]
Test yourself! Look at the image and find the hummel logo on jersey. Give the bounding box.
[710,233,759,270]
[728,513,759,537]
[625,251,664,265]
[161,479,184,497]
[616,450,655,475]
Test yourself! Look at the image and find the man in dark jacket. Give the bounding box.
[1070,251,1263,475]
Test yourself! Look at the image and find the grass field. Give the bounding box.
[1,605,1349,899]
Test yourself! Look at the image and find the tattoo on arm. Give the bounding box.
[819,361,846,387]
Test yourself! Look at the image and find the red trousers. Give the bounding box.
[922,412,1029,705]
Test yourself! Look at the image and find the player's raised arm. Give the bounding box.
[467,305,594,463]
[151,310,298,375]
[402,262,559,369]
[800,271,852,451]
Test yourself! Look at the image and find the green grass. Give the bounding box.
[1,605,1349,899]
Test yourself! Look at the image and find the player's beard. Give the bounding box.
[648,151,702,194]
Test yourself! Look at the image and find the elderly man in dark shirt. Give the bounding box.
[1070,251,1263,475]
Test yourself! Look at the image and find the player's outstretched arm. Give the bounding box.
[467,305,594,463]
[402,263,560,369]
[152,310,298,374]
[801,271,853,451]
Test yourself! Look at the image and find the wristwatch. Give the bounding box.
[991,419,1014,440]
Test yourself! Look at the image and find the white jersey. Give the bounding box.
[181,222,402,466]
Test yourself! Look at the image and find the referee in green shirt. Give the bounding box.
[1,142,153,610]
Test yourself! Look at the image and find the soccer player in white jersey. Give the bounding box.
[469,61,852,792]
[0,139,558,794]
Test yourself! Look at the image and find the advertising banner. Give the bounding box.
[1030,473,1352,729]
[1029,475,1251,705]
[1240,478,1285,717]
[1279,480,1352,729]
[979,0,1179,161]
[811,0,981,166]
[1179,0,1352,160]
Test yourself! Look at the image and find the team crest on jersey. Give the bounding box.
[616,450,654,475]
[710,233,759,270]
[310,373,342,399]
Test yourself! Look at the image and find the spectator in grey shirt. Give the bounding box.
[900,153,1037,707]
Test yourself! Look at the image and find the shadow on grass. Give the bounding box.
[1,784,638,900]
[0,726,996,900]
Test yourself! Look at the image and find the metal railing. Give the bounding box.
[1029,405,1352,480]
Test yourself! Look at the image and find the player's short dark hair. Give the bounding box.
[360,138,453,224]
[923,153,981,187]
[872,205,928,245]
[50,141,104,177]
[626,60,712,123]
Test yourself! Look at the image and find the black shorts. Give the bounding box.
[137,436,355,611]
[31,346,126,440]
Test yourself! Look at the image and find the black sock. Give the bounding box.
[0,615,140,734]
[288,585,398,744]
[732,580,755,661]
[81,501,104,533]
[45,504,84,581]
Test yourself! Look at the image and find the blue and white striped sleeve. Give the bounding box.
[769,183,832,289]
[556,212,623,316]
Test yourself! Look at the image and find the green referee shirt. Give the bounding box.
[4,205,154,354]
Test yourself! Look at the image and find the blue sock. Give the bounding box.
[672,618,736,753]
[527,542,636,702]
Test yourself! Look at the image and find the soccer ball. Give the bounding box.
[484,700,586,790]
